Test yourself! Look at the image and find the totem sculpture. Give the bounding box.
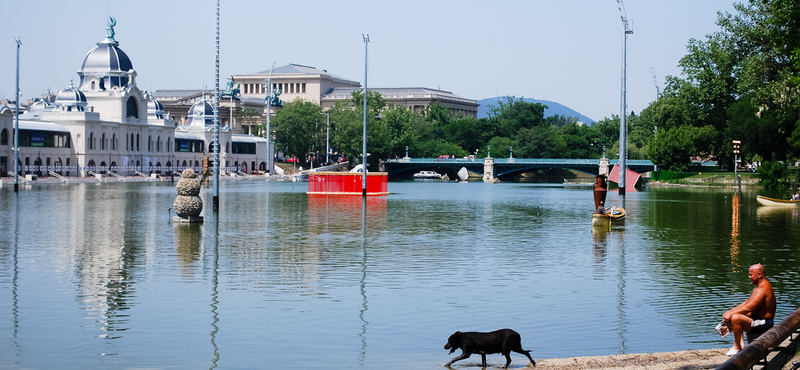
[173,169,203,223]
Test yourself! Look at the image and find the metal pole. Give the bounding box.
[617,1,632,195]
[212,0,220,209]
[362,34,369,197]
[325,113,330,165]
[264,62,274,177]
[13,38,21,193]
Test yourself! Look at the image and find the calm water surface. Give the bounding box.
[0,180,798,369]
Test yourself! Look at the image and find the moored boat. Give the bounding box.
[756,195,800,207]
[592,207,626,226]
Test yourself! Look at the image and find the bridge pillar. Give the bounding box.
[483,157,494,182]
[599,158,610,177]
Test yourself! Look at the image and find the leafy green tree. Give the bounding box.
[272,98,322,162]
[757,160,789,190]
[648,125,718,171]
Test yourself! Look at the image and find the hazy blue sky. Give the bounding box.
[1,0,737,122]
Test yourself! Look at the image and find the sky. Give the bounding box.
[1,0,738,122]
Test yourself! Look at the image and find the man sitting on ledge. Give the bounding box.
[723,263,776,355]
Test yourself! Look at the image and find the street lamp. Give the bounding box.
[324,112,330,165]
[509,146,513,159]
[617,0,633,195]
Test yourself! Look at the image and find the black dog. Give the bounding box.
[444,328,535,368]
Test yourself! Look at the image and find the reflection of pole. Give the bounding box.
[362,34,370,197]
[359,196,368,364]
[730,193,740,272]
[615,231,627,353]
[209,213,220,368]
[325,113,330,165]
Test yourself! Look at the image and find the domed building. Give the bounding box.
[0,20,267,180]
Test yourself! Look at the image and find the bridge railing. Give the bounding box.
[386,157,654,167]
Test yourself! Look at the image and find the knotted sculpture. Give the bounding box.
[173,169,204,223]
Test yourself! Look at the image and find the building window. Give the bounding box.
[126,97,139,118]
[136,134,140,151]
[101,133,106,150]
[0,128,8,145]
[89,132,94,150]
[112,134,116,150]
[302,83,306,93]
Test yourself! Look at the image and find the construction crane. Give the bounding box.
[651,67,661,100]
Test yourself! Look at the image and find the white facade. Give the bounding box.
[0,25,267,179]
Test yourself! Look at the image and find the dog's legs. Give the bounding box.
[503,351,512,368]
[513,348,536,366]
[481,353,487,367]
[446,351,472,367]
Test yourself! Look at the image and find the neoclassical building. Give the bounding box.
[0,23,267,179]
[154,63,480,136]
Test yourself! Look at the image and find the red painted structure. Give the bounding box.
[308,172,389,195]
[607,165,641,191]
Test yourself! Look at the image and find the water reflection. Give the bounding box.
[360,196,368,365]
[209,214,220,369]
[730,193,740,273]
[591,228,608,279]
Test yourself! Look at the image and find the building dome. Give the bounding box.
[55,84,87,104]
[182,96,229,132]
[147,98,165,119]
[185,99,214,127]
[54,83,88,112]
[77,23,134,90]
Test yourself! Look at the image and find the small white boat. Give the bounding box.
[756,195,800,207]
[413,170,441,179]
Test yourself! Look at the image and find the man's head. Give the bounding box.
[749,264,765,284]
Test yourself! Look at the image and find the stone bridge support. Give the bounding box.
[483,157,494,182]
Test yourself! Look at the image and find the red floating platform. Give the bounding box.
[308,172,389,195]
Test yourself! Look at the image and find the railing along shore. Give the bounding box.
[717,307,800,370]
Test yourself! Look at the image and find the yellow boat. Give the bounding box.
[756,195,800,207]
[592,207,626,226]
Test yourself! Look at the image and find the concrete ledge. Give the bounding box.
[173,216,203,223]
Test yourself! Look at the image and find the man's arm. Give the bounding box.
[724,288,766,321]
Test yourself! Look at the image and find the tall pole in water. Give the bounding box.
[617,0,633,195]
[362,34,369,197]
[212,0,220,209]
[264,62,275,177]
[13,38,21,193]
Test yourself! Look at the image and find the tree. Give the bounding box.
[240,107,260,135]
[648,125,718,172]
[272,98,322,162]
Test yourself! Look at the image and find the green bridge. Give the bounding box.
[381,157,655,181]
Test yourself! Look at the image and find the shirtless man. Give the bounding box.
[723,264,776,355]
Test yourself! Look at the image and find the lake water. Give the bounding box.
[0,180,798,369]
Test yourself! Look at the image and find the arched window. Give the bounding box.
[0,128,8,145]
[112,134,116,150]
[126,97,139,118]
[101,133,106,150]
[130,134,135,151]
[167,137,171,152]
[89,132,94,150]
[91,81,96,90]
[136,134,140,151]
[148,135,152,151]
[157,136,161,152]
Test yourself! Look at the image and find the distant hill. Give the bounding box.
[477,97,596,125]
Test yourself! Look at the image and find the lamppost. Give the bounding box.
[509,146,513,159]
[361,34,370,197]
[405,146,409,158]
[324,112,330,165]
[617,0,633,195]
[13,37,21,192]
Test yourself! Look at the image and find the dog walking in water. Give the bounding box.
[444,328,535,367]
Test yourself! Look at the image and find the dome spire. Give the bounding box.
[99,16,118,46]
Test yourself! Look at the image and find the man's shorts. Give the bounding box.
[751,319,774,330]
